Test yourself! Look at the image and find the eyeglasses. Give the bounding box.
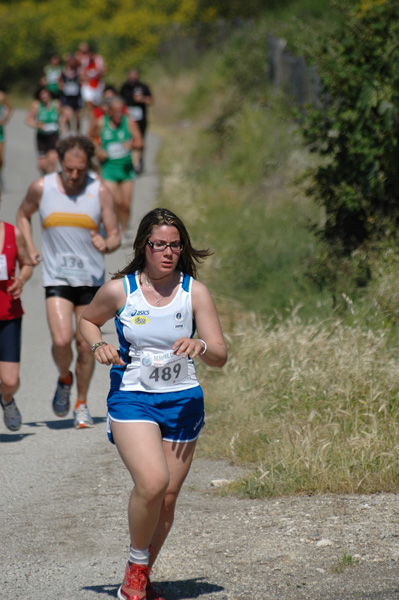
[147,240,183,253]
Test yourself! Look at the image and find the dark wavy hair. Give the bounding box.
[113,207,212,280]
[56,135,95,170]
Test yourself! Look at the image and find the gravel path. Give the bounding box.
[1,112,399,600]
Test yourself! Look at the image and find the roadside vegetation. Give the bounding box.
[152,0,399,498]
[5,0,399,499]
[0,0,270,89]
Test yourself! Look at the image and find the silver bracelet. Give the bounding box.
[199,339,207,355]
[91,341,108,354]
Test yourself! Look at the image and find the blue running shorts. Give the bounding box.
[107,385,205,444]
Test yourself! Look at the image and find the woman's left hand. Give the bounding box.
[172,337,205,359]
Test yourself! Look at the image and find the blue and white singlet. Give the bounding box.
[109,271,201,394]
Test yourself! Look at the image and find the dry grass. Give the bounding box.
[197,312,399,497]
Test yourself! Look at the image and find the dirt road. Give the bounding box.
[1,112,399,600]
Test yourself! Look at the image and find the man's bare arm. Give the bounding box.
[90,181,121,254]
[16,178,44,264]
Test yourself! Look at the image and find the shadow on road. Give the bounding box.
[0,432,35,443]
[81,583,119,597]
[0,416,107,440]
[83,577,225,599]
[23,416,107,430]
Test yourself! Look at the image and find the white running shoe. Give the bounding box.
[73,403,94,429]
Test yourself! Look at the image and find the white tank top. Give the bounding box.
[39,172,105,287]
[110,271,200,393]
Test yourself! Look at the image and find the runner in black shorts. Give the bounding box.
[17,135,120,430]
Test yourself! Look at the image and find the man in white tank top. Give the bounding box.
[17,135,120,429]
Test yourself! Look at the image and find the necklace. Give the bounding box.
[142,271,177,306]
[145,277,162,305]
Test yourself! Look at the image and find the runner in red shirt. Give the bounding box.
[79,43,106,116]
[0,220,33,431]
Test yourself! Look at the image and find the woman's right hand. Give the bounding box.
[93,342,125,366]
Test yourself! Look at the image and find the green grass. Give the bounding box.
[333,551,359,573]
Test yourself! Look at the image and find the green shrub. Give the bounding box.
[301,0,399,252]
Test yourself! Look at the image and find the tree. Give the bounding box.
[301,0,399,253]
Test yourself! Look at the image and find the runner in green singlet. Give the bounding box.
[43,54,62,99]
[25,86,64,174]
[89,97,143,234]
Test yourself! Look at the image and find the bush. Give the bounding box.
[0,0,210,86]
[301,0,399,252]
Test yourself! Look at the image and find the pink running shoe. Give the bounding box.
[118,562,151,600]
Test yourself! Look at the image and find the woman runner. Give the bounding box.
[79,207,227,600]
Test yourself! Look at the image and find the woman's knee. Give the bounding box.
[135,472,170,504]
[161,490,179,519]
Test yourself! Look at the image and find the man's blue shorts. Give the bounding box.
[106,385,205,444]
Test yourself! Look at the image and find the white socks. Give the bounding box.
[129,545,150,565]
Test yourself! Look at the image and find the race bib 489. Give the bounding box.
[140,350,188,389]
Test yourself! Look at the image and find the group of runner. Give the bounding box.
[0,53,151,242]
[0,48,154,432]
[0,139,227,600]
[0,50,228,600]
[1,135,119,431]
